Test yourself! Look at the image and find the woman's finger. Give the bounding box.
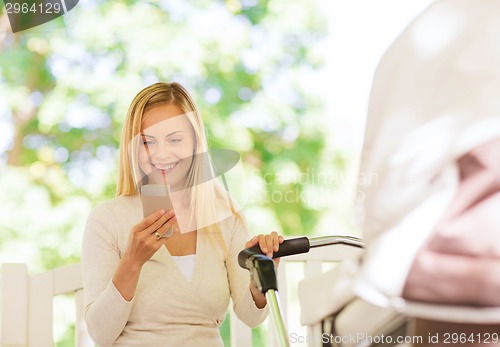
[268,233,277,257]
[260,234,274,258]
[245,235,259,249]
[271,231,280,252]
[144,209,176,234]
[155,215,178,238]
[135,209,168,231]
[244,233,284,258]
[258,234,268,254]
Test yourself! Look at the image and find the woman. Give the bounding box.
[82,82,283,346]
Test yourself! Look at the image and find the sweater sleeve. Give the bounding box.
[226,215,269,328]
[81,203,134,346]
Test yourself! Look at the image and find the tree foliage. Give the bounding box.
[0,0,346,345]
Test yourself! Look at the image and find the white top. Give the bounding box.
[81,196,268,347]
[172,254,196,281]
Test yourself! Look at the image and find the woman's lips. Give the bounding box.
[153,162,178,174]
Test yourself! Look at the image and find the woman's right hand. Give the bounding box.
[122,209,177,268]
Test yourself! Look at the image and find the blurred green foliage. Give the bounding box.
[0,0,349,345]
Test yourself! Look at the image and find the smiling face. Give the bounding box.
[138,103,196,190]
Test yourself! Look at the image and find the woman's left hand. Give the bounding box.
[245,231,284,268]
[245,231,285,308]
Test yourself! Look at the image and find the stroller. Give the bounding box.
[236,235,401,347]
[238,235,500,347]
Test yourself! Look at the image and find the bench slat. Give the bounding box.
[29,271,54,346]
[1,263,28,346]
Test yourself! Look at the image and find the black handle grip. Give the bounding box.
[238,236,310,269]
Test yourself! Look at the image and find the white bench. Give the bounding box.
[0,244,361,346]
[1,263,91,347]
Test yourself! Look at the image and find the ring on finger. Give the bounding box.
[154,232,161,240]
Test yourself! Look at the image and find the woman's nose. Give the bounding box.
[152,142,171,160]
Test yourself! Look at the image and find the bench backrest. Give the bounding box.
[1,244,360,346]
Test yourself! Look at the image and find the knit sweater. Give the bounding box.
[81,195,268,346]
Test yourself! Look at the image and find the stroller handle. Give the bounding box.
[238,237,310,269]
[237,235,364,347]
[238,235,364,270]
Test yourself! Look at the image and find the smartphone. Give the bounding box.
[140,184,173,217]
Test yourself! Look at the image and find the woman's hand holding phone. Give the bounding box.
[123,209,177,268]
[112,208,177,301]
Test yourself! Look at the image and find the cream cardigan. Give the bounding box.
[81,196,267,347]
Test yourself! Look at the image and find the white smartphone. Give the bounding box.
[140,184,173,218]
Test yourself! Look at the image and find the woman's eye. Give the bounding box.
[142,141,155,146]
[169,138,182,144]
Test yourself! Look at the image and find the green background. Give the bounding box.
[0,0,358,345]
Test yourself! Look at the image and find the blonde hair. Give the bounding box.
[117,82,241,254]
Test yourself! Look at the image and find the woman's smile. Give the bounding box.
[153,161,179,174]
